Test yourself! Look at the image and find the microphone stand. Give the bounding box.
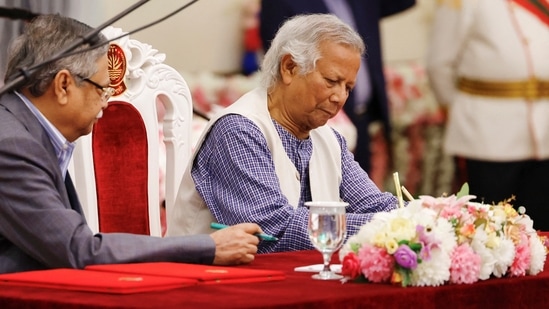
[0,0,150,96]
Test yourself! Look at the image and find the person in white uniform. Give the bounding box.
[426,0,549,230]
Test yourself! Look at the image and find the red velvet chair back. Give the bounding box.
[92,102,150,234]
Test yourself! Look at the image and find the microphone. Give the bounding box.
[0,0,151,96]
[0,7,39,21]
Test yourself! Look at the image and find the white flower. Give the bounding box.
[528,234,547,275]
[515,215,535,234]
[470,229,496,280]
[491,238,515,278]
[431,219,457,253]
[412,220,455,285]
[490,207,507,230]
[410,249,451,286]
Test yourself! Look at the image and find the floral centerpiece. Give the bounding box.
[339,184,548,287]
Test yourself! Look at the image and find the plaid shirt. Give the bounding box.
[192,114,398,253]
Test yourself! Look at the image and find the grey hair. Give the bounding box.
[4,14,109,97]
[260,13,365,91]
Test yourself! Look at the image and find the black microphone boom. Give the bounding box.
[0,7,39,21]
[0,0,151,96]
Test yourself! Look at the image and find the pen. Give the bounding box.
[210,222,279,241]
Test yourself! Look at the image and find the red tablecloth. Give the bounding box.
[1,238,548,309]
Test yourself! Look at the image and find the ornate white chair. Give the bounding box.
[69,26,193,236]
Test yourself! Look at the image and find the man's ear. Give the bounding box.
[280,54,298,84]
[52,69,72,105]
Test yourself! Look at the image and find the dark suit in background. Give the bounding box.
[260,0,415,173]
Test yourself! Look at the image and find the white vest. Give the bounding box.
[167,88,342,236]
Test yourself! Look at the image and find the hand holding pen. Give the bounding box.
[208,222,265,265]
[211,222,278,241]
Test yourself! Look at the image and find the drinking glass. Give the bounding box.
[305,201,348,280]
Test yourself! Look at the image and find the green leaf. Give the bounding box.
[456,183,469,198]
[409,242,422,252]
[350,243,361,253]
[401,268,411,287]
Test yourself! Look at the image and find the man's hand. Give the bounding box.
[210,223,262,265]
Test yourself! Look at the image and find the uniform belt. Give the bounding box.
[457,77,549,99]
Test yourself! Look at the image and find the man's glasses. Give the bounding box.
[76,75,115,102]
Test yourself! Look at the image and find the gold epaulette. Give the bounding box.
[457,77,549,99]
[436,0,461,9]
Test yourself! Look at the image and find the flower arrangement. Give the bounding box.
[339,184,548,287]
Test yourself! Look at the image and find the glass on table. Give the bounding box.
[305,201,348,280]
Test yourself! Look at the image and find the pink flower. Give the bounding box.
[509,233,531,277]
[450,244,481,284]
[419,195,475,214]
[419,195,449,213]
[341,252,362,279]
[439,205,461,220]
[467,203,487,217]
[357,244,395,283]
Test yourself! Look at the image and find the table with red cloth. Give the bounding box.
[1,238,548,309]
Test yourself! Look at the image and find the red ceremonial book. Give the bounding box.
[86,262,286,284]
[0,268,197,294]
